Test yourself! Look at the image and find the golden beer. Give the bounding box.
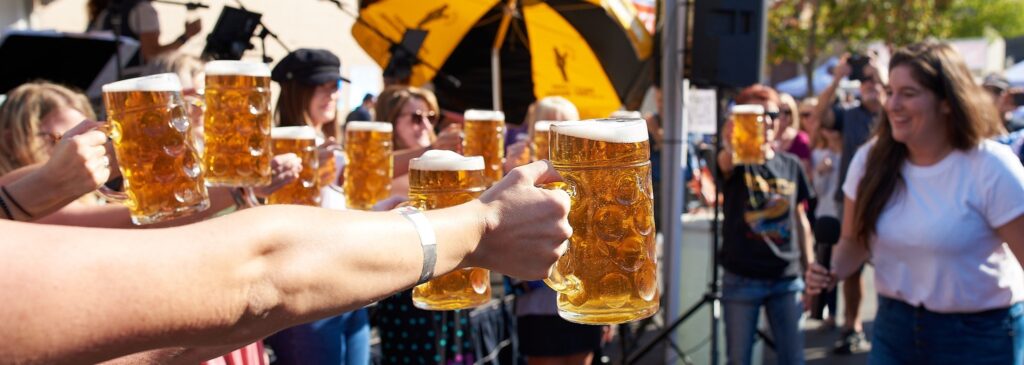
[202,61,273,187]
[343,121,393,210]
[546,119,659,324]
[531,121,552,161]
[408,150,490,310]
[731,104,766,165]
[101,74,209,225]
[267,127,320,206]
[462,109,505,186]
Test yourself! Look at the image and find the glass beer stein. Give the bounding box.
[201,60,273,187]
[343,121,393,210]
[544,118,659,325]
[730,104,766,165]
[267,126,321,206]
[407,150,491,310]
[462,109,505,187]
[101,73,210,225]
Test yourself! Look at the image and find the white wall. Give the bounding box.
[24,0,382,112]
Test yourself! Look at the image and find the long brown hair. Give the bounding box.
[0,81,96,175]
[87,0,110,24]
[375,85,439,149]
[853,41,1004,248]
[274,80,339,140]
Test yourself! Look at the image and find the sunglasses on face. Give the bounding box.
[765,111,780,120]
[401,109,438,123]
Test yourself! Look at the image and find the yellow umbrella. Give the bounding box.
[352,0,653,119]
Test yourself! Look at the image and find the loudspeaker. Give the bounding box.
[690,0,767,89]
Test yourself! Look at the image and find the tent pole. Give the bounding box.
[491,0,516,111]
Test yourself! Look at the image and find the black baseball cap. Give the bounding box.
[271,48,351,85]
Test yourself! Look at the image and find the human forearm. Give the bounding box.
[4,165,83,220]
[393,146,428,176]
[830,237,867,280]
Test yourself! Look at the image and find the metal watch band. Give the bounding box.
[397,206,437,285]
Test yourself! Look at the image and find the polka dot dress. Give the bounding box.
[376,290,475,364]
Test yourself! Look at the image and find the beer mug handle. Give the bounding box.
[538,182,577,294]
[93,123,128,203]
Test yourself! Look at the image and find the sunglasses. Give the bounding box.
[401,109,438,123]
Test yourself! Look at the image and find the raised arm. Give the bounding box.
[0,161,571,365]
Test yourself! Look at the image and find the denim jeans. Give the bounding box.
[266,309,371,365]
[870,295,1024,365]
[721,271,805,365]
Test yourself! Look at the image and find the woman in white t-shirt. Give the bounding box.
[806,41,1024,364]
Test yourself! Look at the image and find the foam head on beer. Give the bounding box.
[609,110,643,119]
[271,126,318,140]
[410,150,484,171]
[102,73,183,93]
[534,121,553,132]
[204,60,271,76]
[464,109,506,122]
[731,104,765,115]
[551,118,648,143]
[345,121,394,133]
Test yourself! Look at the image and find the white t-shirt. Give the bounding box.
[844,140,1024,313]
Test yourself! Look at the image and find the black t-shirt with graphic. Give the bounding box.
[719,152,813,279]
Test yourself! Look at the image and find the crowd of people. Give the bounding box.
[4,2,1024,364]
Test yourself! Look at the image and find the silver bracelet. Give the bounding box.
[397,206,437,285]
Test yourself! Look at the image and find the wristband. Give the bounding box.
[398,206,437,285]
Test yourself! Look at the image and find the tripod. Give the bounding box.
[626,93,776,365]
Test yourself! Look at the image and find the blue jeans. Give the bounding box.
[266,309,370,365]
[870,295,1024,365]
[721,271,805,365]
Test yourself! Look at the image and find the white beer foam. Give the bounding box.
[551,119,648,143]
[205,60,271,77]
[610,110,643,119]
[346,121,393,133]
[411,150,485,171]
[534,121,554,132]
[272,126,317,140]
[464,109,505,122]
[102,73,182,92]
[731,104,765,115]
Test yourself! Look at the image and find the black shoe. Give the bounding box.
[833,329,868,355]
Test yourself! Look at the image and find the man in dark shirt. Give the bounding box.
[345,93,375,122]
[813,54,886,354]
[718,84,815,365]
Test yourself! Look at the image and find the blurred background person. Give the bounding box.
[266,48,370,365]
[86,0,202,69]
[718,84,814,365]
[375,85,461,197]
[776,93,812,174]
[505,96,606,365]
[346,93,376,122]
[813,53,888,354]
[808,104,842,330]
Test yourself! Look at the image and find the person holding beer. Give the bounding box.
[375,85,462,196]
[805,41,1024,365]
[0,81,284,227]
[0,158,573,364]
[718,84,815,365]
[265,48,373,364]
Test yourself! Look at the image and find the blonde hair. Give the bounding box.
[142,51,205,91]
[375,85,440,149]
[779,92,801,131]
[0,81,97,175]
[527,96,578,135]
